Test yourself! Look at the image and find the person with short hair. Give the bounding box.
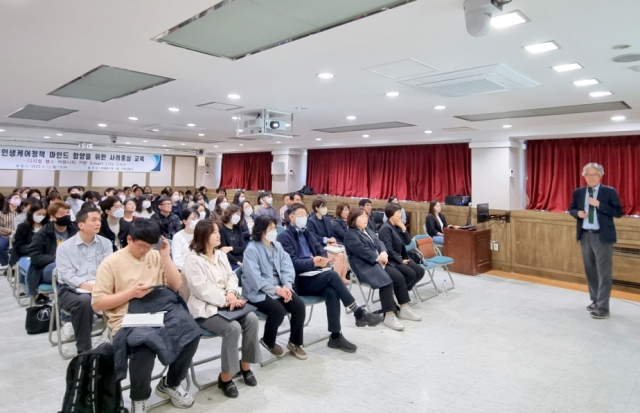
[279,193,292,221]
[382,196,407,225]
[256,192,281,225]
[358,198,378,234]
[27,200,78,298]
[92,220,200,413]
[182,220,261,398]
[67,186,84,215]
[56,207,113,352]
[152,197,182,239]
[292,193,303,203]
[569,162,623,319]
[242,216,306,359]
[99,196,131,252]
[198,186,209,204]
[207,188,227,211]
[219,204,246,269]
[307,197,349,285]
[171,208,199,271]
[133,186,143,201]
[332,203,350,245]
[278,203,383,353]
[0,192,23,265]
[104,188,116,199]
[123,187,132,198]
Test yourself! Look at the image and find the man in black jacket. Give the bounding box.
[27,200,78,298]
[151,197,182,240]
[569,162,623,319]
[359,198,378,234]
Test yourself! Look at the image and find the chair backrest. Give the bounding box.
[415,237,436,259]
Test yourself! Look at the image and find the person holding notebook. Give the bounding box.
[182,219,261,398]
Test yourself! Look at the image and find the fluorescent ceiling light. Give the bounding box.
[434,106,446,110]
[151,129,159,132]
[98,123,107,127]
[524,41,560,54]
[317,73,334,79]
[128,117,138,121]
[275,141,281,144]
[385,92,400,97]
[187,123,196,127]
[316,138,322,141]
[231,116,241,120]
[198,133,205,136]
[181,143,186,145]
[611,115,626,121]
[239,143,244,146]
[0,129,4,132]
[143,140,148,143]
[237,129,244,132]
[573,79,600,86]
[491,11,529,29]
[162,144,167,147]
[553,63,583,72]
[56,133,63,136]
[125,142,131,145]
[227,94,241,99]
[424,130,433,134]
[168,107,180,112]
[346,116,357,120]
[44,136,50,139]
[503,124,513,128]
[214,145,219,148]
[362,134,369,138]
[590,91,613,97]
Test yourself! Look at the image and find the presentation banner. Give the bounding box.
[0,147,162,172]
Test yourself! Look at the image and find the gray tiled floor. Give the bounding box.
[2,270,640,413]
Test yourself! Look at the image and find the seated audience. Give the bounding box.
[123,186,132,199]
[170,191,184,218]
[383,196,407,225]
[171,209,198,271]
[10,200,48,266]
[208,187,227,211]
[133,186,143,200]
[426,200,459,244]
[67,187,84,215]
[307,198,350,285]
[152,196,182,239]
[255,192,281,226]
[14,196,37,230]
[19,187,31,200]
[178,191,188,210]
[344,207,420,331]
[359,198,378,234]
[27,201,78,298]
[242,216,306,359]
[189,192,207,211]
[134,195,155,219]
[379,203,425,295]
[55,207,113,352]
[219,205,246,269]
[332,203,350,245]
[103,187,116,200]
[292,192,303,204]
[232,190,246,206]
[241,201,256,240]
[279,193,292,221]
[182,220,260,398]
[212,195,229,221]
[45,186,58,198]
[123,199,137,222]
[27,188,42,200]
[0,192,24,266]
[278,204,383,352]
[198,186,209,204]
[92,219,200,413]
[183,189,193,205]
[195,202,210,220]
[99,196,131,252]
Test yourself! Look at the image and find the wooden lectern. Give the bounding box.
[442,227,492,276]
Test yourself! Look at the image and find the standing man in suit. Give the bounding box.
[569,163,623,319]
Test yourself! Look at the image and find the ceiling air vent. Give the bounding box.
[144,124,206,133]
[443,127,476,132]
[400,64,538,97]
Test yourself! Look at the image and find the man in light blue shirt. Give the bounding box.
[56,207,112,352]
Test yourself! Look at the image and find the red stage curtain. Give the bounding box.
[307,143,471,201]
[220,152,272,191]
[526,136,640,215]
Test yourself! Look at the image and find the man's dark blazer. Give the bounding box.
[569,184,622,243]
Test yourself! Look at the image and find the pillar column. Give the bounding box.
[271,149,307,194]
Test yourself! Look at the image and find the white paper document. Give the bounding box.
[121,312,165,328]
[299,267,334,277]
[324,245,345,254]
[75,280,95,294]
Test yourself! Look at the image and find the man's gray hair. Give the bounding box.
[582,162,605,177]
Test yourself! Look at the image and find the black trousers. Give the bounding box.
[296,270,356,333]
[58,287,94,353]
[394,260,425,291]
[251,294,305,347]
[128,337,200,401]
[380,265,412,313]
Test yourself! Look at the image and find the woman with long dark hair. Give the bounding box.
[98,196,131,252]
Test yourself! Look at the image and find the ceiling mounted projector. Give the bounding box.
[236,109,293,139]
[464,0,512,37]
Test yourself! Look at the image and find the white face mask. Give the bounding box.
[189,219,199,230]
[199,211,206,220]
[219,202,230,210]
[171,195,180,202]
[265,229,278,243]
[119,195,126,202]
[112,208,124,219]
[22,193,28,199]
[319,207,328,216]
[142,201,151,209]
[294,216,307,230]
[231,214,241,225]
[33,215,46,223]
[244,208,253,216]
[238,197,245,203]
[266,197,273,205]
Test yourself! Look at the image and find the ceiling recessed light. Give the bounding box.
[128,117,138,121]
[214,145,219,148]
[187,123,196,127]
[125,142,131,145]
[385,92,400,97]
[524,41,560,54]
[573,79,600,86]
[44,136,50,139]
[180,143,186,146]
[316,138,322,141]
[424,130,433,134]
[56,133,63,136]
[98,123,107,127]
[491,11,529,29]
[503,124,513,128]
[231,116,241,120]
[434,106,446,110]
[162,144,167,147]
[317,73,334,79]
[362,134,369,138]
[227,94,241,99]
[346,116,356,120]
[552,63,583,72]
[239,144,244,146]
[237,129,244,132]
[142,140,148,143]
[168,107,180,112]
[590,91,613,97]
[0,129,4,132]
[611,115,626,121]
[198,133,205,136]
[276,141,281,144]
[151,129,159,132]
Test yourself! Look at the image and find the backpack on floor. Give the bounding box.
[59,343,128,413]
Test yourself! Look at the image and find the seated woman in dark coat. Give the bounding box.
[331,203,350,245]
[425,200,459,244]
[219,204,247,269]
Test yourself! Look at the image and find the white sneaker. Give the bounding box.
[398,306,422,321]
[383,314,405,331]
[61,322,75,341]
[155,377,194,408]
[131,400,147,413]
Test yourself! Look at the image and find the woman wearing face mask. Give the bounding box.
[13,197,37,230]
[20,187,31,200]
[172,208,199,271]
[0,193,24,266]
[98,196,131,252]
[213,195,230,221]
[10,200,48,267]
[232,191,246,206]
[241,216,306,359]
[133,194,155,219]
[195,203,210,220]
[27,189,42,200]
[170,191,184,218]
[241,201,257,240]
[255,191,281,226]
[219,205,247,270]
[122,199,137,222]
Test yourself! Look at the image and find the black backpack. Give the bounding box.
[59,343,128,413]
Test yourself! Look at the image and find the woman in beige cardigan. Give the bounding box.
[182,220,260,398]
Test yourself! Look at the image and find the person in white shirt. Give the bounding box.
[241,201,256,239]
[171,208,199,271]
[133,195,155,219]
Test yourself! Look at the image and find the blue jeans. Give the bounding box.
[41,262,56,285]
[0,236,9,266]
[432,235,444,245]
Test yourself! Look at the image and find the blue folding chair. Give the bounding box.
[413,234,455,292]
[424,224,444,251]
[405,239,439,301]
[16,256,30,307]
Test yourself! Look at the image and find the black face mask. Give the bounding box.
[70,193,81,199]
[55,215,72,227]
